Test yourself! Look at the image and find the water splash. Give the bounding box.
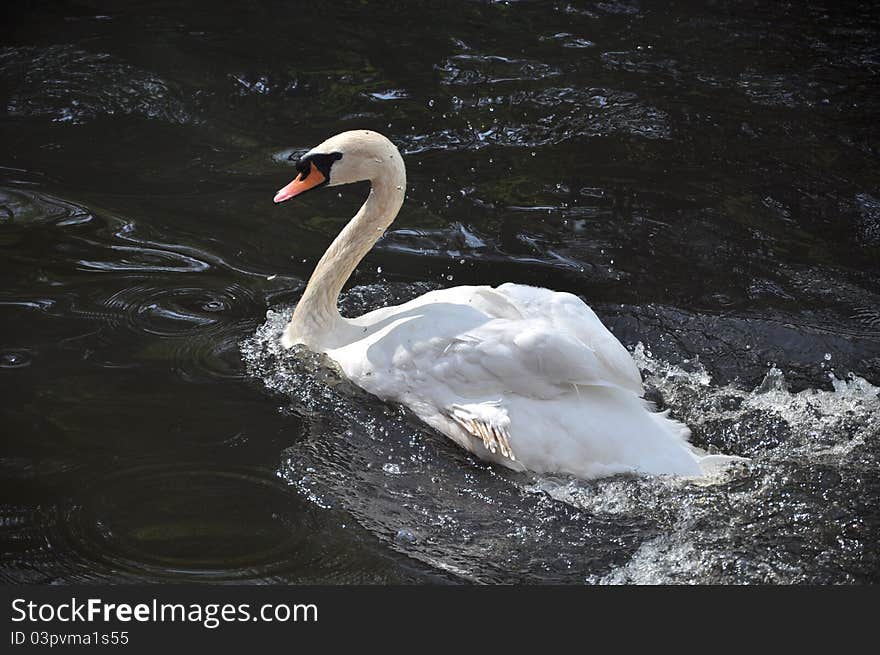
[243,287,880,583]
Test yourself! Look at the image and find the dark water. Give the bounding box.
[2,1,878,584]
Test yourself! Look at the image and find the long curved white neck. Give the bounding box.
[282,158,405,350]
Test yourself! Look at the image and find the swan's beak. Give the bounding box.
[273,162,326,203]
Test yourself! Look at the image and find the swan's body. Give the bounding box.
[273,130,724,479]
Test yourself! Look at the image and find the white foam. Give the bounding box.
[633,341,879,458]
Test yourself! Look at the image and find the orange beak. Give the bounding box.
[273,162,326,203]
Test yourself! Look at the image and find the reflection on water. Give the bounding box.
[2,0,878,584]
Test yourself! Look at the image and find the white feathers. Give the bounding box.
[326,283,709,479]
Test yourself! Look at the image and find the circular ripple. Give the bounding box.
[0,349,33,369]
[57,466,326,581]
[86,281,264,381]
[101,282,257,338]
[170,319,257,382]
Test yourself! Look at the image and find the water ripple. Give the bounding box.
[19,466,352,583]
[0,350,33,369]
[0,45,192,125]
[0,187,94,227]
[100,283,253,337]
[402,86,668,154]
[437,53,562,86]
[76,245,210,274]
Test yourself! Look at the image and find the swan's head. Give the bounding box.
[273,130,403,203]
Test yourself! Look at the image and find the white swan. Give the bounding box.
[273,130,726,479]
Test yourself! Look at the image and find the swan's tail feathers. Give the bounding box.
[646,403,693,444]
[651,406,747,477]
[697,453,750,477]
[447,401,515,461]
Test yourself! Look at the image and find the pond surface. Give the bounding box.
[1,0,878,584]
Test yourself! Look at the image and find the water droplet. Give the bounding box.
[427,99,435,108]
[824,353,832,361]
[377,266,382,274]
[0,350,32,369]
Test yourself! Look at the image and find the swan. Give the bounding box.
[272,129,729,479]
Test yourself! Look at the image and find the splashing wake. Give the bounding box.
[242,285,880,583]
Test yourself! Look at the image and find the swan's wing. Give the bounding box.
[338,283,642,403]
[495,283,643,395]
[432,316,637,400]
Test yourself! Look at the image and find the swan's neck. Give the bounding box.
[283,166,405,349]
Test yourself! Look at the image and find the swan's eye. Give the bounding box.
[298,152,343,181]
